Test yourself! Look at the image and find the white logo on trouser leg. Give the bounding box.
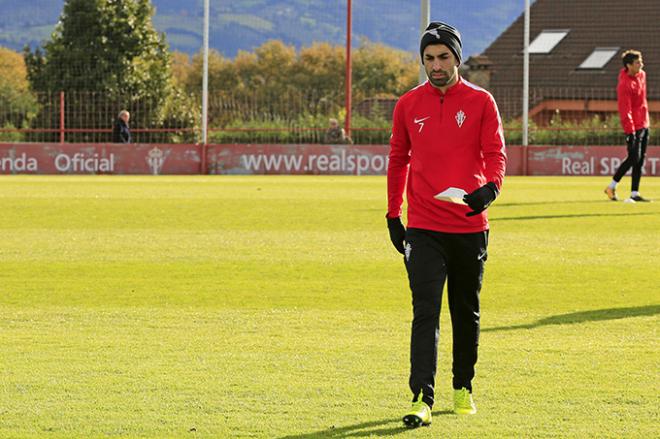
[405,243,412,261]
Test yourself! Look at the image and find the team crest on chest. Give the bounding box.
[455,110,466,128]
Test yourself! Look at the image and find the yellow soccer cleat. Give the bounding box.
[402,393,432,428]
[453,387,477,415]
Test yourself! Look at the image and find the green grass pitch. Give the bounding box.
[0,175,658,438]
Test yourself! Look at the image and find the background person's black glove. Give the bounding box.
[386,216,406,254]
[463,182,499,217]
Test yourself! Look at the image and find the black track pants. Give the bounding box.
[404,227,488,408]
[613,128,649,192]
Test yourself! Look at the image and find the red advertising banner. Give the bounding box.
[206,144,389,175]
[0,143,201,175]
[1,143,659,176]
[507,145,660,176]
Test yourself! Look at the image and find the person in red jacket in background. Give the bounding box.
[605,50,651,202]
[387,22,506,428]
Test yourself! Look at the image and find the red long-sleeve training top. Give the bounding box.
[617,68,649,135]
[387,78,507,233]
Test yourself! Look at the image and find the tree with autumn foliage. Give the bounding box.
[178,39,417,134]
[0,46,38,141]
[181,39,416,103]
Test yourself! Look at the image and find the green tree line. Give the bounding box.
[0,0,419,143]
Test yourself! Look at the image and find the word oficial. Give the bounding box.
[0,153,115,173]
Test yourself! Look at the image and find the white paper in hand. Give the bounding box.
[434,187,467,205]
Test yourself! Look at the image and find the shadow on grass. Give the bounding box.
[491,212,657,221]
[277,410,453,438]
[496,199,609,207]
[483,304,660,333]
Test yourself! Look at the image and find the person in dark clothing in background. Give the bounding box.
[324,118,353,144]
[112,110,131,143]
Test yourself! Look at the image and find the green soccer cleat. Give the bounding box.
[453,387,477,415]
[402,394,432,428]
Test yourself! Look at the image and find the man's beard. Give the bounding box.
[427,70,455,87]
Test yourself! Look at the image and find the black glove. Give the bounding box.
[625,132,635,148]
[386,216,406,254]
[463,182,499,217]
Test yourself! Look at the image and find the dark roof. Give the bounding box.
[480,0,660,95]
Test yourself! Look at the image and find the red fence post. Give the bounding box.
[344,0,352,138]
[201,143,207,175]
[59,91,65,144]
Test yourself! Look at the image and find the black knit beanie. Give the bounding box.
[420,21,462,64]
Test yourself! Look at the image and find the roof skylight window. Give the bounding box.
[578,47,619,69]
[528,30,569,54]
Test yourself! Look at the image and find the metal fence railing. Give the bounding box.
[3,1,659,148]
[1,88,657,146]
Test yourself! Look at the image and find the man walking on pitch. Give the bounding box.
[605,50,651,202]
[386,22,506,427]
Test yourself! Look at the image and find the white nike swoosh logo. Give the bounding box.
[414,116,430,123]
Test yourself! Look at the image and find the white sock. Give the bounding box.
[631,191,640,197]
[608,180,617,190]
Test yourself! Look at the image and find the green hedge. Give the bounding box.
[208,114,392,144]
[506,115,658,145]
[207,113,658,146]
[0,122,25,142]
